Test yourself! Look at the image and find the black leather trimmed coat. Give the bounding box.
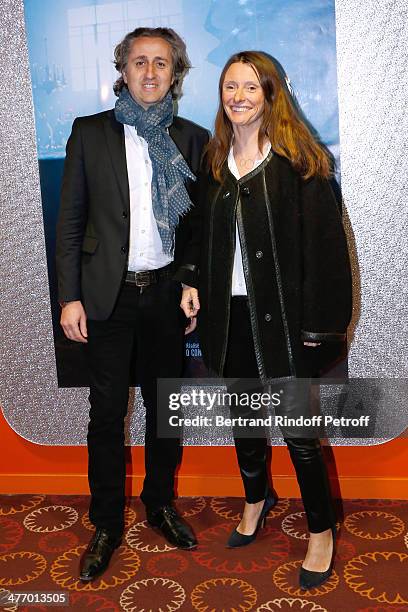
[175,151,353,380]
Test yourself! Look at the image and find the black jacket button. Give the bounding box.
[264,313,272,322]
[242,186,250,196]
[122,211,128,218]
[121,246,127,253]
[222,191,231,199]
[256,250,263,259]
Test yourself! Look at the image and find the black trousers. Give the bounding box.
[224,297,336,534]
[86,278,185,535]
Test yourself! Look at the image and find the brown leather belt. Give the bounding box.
[124,263,173,287]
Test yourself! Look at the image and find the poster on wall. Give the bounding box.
[23,0,341,387]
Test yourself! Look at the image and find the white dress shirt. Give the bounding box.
[124,124,172,272]
[228,143,271,295]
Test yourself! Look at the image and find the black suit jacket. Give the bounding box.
[56,109,209,320]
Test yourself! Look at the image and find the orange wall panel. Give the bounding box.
[1,409,407,499]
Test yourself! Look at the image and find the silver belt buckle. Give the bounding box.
[135,270,154,287]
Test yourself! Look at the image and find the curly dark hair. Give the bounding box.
[113,27,191,99]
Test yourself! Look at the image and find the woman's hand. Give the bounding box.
[181,285,200,335]
[184,317,197,334]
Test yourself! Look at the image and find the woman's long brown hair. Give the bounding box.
[207,51,332,182]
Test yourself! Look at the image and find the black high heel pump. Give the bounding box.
[299,526,336,590]
[227,490,276,548]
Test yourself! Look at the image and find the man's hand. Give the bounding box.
[181,286,200,335]
[180,286,200,317]
[60,300,88,343]
[303,341,321,347]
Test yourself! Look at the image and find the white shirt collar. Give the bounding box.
[227,141,271,180]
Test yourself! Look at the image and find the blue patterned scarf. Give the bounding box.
[114,89,196,256]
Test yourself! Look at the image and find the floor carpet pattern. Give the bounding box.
[0,495,407,611]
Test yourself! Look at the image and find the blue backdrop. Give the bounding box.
[23,0,340,386]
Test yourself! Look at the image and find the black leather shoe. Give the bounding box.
[79,528,122,582]
[146,505,197,550]
[299,527,336,590]
[227,490,276,548]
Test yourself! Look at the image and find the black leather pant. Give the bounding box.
[224,297,336,534]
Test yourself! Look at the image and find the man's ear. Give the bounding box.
[122,71,128,85]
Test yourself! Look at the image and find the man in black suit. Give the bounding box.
[56,27,208,581]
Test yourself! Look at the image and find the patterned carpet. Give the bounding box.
[0,494,407,611]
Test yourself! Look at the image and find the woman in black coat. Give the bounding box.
[177,51,352,590]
